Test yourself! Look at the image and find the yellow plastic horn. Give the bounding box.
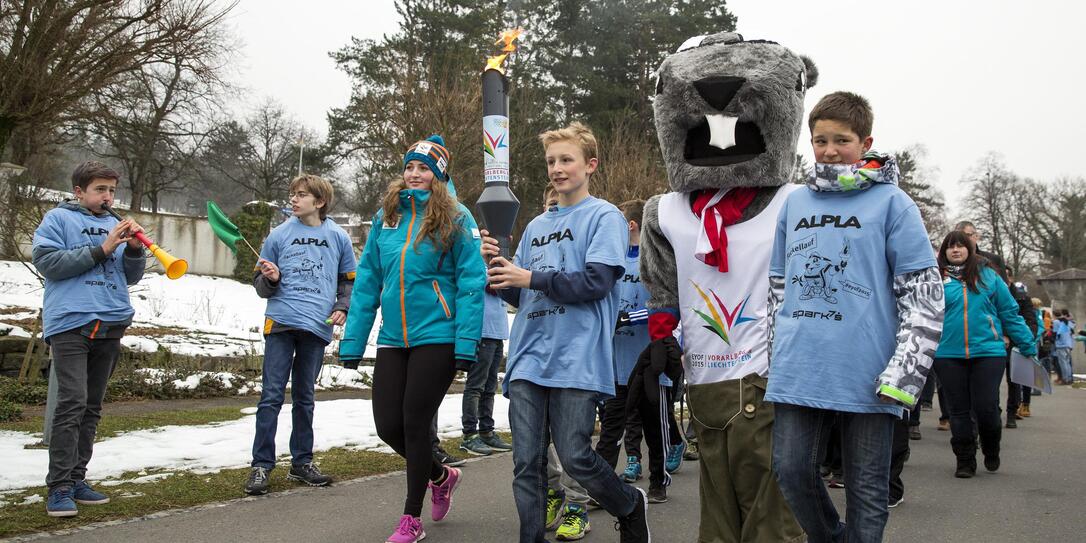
[102,205,189,280]
[147,243,188,279]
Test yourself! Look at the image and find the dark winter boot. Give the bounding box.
[979,430,1001,473]
[951,439,977,479]
[955,457,977,478]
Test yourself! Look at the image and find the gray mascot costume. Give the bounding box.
[639,33,811,542]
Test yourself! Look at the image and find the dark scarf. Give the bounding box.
[945,265,964,282]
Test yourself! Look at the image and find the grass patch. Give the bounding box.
[125,325,190,338]
[0,406,251,440]
[1071,381,1086,390]
[0,317,36,329]
[0,305,34,316]
[0,434,509,539]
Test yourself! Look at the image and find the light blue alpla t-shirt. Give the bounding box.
[614,246,653,386]
[33,207,135,337]
[766,184,936,416]
[504,196,628,397]
[260,217,356,344]
[481,290,510,341]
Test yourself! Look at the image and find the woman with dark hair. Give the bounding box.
[932,230,1036,478]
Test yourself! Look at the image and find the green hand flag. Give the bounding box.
[207,201,244,254]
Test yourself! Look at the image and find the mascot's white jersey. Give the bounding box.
[659,185,797,385]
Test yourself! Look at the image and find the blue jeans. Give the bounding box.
[463,338,502,434]
[772,403,895,543]
[508,380,639,543]
[1055,348,1074,383]
[251,330,327,469]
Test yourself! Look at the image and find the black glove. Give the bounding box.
[649,336,682,381]
[455,358,473,372]
[340,357,360,370]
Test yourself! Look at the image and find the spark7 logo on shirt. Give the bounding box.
[526,305,566,320]
[793,215,861,231]
[291,237,329,247]
[530,228,574,248]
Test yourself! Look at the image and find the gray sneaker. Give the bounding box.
[245,466,270,495]
[459,433,494,456]
[287,462,332,486]
[480,431,512,451]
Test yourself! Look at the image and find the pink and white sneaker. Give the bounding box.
[386,515,425,543]
[428,466,461,522]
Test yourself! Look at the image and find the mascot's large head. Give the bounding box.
[654,32,817,192]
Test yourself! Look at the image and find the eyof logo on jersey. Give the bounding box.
[690,280,756,345]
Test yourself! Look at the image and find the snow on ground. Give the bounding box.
[0,394,509,492]
[0,260,513,358]
[131,364,374,394]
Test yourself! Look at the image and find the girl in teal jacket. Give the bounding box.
[935,263,1037,360]
[340,135,485,543]
[932,230,1035,481]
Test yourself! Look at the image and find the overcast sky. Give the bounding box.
[229,0,1085,217]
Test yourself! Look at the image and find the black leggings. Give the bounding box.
[933,356,1005,460]
[373,344,457,517]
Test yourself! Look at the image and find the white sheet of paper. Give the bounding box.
[1009,350,1052,394]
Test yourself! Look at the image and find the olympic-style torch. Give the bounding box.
[476,29,523,263]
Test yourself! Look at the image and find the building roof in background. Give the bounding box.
[1039,268,1086,282]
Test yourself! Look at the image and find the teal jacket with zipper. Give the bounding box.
[340,189,486,362]
[935,266,1037,359]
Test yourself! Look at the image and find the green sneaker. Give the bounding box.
[459,433,494,456]
[555,503,590,540]
[479,431,512,451]
[546,488,566,530]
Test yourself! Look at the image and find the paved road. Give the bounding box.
[19,383,1086,543]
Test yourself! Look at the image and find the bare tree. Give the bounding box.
[961,153,1053,276]
[963,153,1015,259]
[592,113,668,205]
[81,2,238,211]
[0,0,236,161]
[201,100,332,203]
[1000,177,1045,276]
[0,0,236,256]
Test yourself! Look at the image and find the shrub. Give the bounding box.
[231,202,276,282]
[189,373,234,398]
[0,398,23,422]
[0,376,49,405]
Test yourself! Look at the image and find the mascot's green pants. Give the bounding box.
[687,375,804,543]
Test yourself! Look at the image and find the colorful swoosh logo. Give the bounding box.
[483,130,507,158]
[690,280,756,345]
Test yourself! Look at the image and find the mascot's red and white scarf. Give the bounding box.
[691,187,758,273]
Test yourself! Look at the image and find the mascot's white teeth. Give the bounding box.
[706,114,739,151]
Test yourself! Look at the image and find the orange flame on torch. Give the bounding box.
[484,28,524,74]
